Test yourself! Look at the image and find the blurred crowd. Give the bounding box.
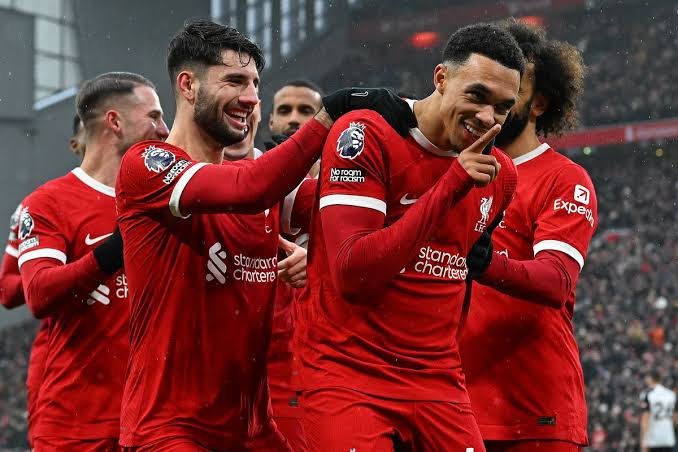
[574,144,677,451]
[325,0,677,127]
[0,321,35,450]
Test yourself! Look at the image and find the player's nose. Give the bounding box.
[157,119,170,140]
[476,105,496,128]
[239,82,259,108]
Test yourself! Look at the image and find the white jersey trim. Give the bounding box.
[71,168,115,197]
[282,182,303,235]
[513,142,551,166]
[169,163,208,219]
[18,248,67,268]
[319,194,386,214]
[5,245,19,258]
[405,99,458,158]
[534,239,584,270]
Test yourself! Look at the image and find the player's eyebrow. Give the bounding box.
[466,83,516,109]
[465,83,492,96]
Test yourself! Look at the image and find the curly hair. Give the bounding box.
[502,18,585,136]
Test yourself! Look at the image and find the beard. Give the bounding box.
[194,85,247,147]
[495,96,533,148]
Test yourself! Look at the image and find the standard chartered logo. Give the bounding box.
[86,274,128,306]
[206,242,228,284]
[206,242,277,285]
[411,245,468,280]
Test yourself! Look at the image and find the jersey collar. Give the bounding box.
[405,99,458,158]
[513,142,551,166]
[71,167,116,197]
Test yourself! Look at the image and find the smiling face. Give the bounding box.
[223,101,261,160]
[193,49,260,147]
[435,53,520,150]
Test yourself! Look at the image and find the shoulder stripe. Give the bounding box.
[533,239,584,270]
[169,163,208,218]
[18,248,67,268]
[5,245,18,258]
[319,194,386,214]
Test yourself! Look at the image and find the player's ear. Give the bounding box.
[433,63,447,95]
[176,70,198,104]
[104,110,122,133]
[269,112,274,129]
[531,92,548,118]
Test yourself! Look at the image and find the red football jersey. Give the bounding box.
[116,141,281,448]
[17,168,128,440]
[297,110,516,402]
[460,143,597,444]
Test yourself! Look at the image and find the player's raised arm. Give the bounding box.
[320,115,501,300]
[176,110,332,215]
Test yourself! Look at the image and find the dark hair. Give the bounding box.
[72,114,82,136]
[76,72,156,126]
[167,19,265,86]
[277,79,324,96]
[502,18,584,136]
[648,369,662,383]
[442,23,525,76]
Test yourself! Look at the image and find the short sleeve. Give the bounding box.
[116,141,208,219]
[17,191,68,269]
[318,110,389,215]
[533,164,598,269]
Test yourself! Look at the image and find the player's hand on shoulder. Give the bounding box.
[322,87,416,137]
[277,236,307,288]
[458,125,502,187]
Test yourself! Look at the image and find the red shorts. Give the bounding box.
[302,387,484,452]
[122,430,292,452]
[272,390,308,452]
[485,440,583,452]
[275,415,308,452]
[34,437,121,452]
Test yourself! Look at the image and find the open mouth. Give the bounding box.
[463,122,486,138]
[225,109,249,130]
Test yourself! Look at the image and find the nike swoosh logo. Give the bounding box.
[400,194,417,205]
[351,91,369,97]
[85,233,113,246]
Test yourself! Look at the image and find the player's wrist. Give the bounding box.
[92,227,124,275]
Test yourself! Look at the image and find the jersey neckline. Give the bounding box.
[512,142,551,166]
[404,99,458,158]
[71,167,115,198]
